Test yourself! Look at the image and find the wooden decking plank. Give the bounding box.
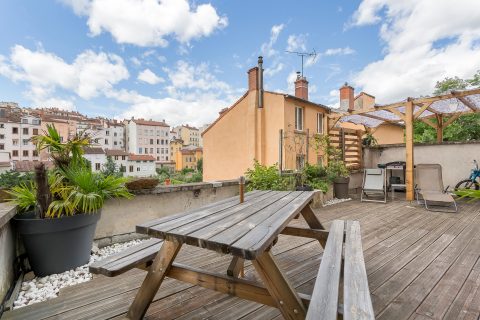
[443,266,480,320]
[373,214,480,316]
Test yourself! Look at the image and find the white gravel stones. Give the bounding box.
[323,198,352,207]
[13,238,146,309]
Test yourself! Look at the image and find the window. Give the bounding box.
[317,113,324,134]
[295,107,304,131]
[12,139,18,146]
[105,139,108,145]
[138,148,142,154]
[33,150,38,157]
[21,118,28,124]
[32,128,38,135]
[32,119,40,125]
[0,134,4,139]
[23,139,29,145]
[122,156,126,160]
[0,124,4,128]
[12,150,18,157]
[166,156,168,161]
[296,154,305,170]
[150,139,154,145]
[0,144,3,150]
[157,139,159,144]
[129,165,134,172]
[161,139,164,145]
[12,127,18,134]
[114,141,117,146]
[114,156,119,160]
[157,148,160,153]
[23,150,29,157]
[120,165,126,173]
[145,148,148,154]
[23,128,29,135]
[95,163,101,170]
[150,148,153,154]
[106,131,109,136]
[137,167,140,172]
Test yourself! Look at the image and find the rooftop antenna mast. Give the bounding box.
[286,49,317,76]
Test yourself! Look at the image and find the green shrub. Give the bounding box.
[302,164,329,192]
[0,170,34,189]
[245,160,291,191]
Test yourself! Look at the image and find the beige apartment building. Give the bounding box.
[172,124,200,147]
[202,57,330,181]
[125,118,170,163]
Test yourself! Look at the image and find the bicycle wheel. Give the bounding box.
[454,179,480,190]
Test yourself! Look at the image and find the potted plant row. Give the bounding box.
[8,125,132,276]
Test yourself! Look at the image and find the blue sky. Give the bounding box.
[1,0,479,127]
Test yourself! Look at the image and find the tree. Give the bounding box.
[102,156,120,177]
[414,72,480,142]
[196,157,203,173]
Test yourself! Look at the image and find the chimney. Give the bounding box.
[247,67,258,91]
[247,56,264,108]
[258,56,264,108]
[294,71,309,100]
[340,82,354,112]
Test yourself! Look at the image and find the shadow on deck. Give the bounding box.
[4,199,480,320]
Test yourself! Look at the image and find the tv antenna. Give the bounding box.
[286,49,317,77]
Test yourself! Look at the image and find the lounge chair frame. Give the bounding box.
[361,168,387,203]
[415,164,458,213]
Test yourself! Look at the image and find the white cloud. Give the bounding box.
[113,60,240,127]
[286,34,307,52]
[350,0,480,103]
[0,45,129,104]
[324,47,356,56]
[286,71,298,94]
[264,62,284,77]
[62,0,228,47]
[137,68,164,84]
[261,24,284,57]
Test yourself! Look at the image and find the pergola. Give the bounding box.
[329,88,480,201]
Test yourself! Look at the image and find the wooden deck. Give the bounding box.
[4,199,480,320]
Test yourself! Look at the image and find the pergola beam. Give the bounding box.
[359,113,403,124]
[386,108,405,121]
[417,117,438,129]
[413,102,433,119]
[456,96,478,112]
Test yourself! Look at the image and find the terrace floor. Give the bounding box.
[4,198,480,320]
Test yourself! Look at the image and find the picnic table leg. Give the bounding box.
[126,239,182,320]
[227,256,245,277]
[252,251,306,320]
[301,204,327,248]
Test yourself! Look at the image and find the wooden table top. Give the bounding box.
[137,190,315,260]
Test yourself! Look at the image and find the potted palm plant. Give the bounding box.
[8,125,132,276]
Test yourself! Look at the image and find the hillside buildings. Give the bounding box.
[172,124,201,147]
[125,118,170,163]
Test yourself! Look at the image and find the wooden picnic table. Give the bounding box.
[126,190,327,320]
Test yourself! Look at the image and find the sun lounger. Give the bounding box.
[361,168,387,203]
[415,164,457,213]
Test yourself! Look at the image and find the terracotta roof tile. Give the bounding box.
[105,149,129,156]
[133,119,169,127]
[128,154,155,161]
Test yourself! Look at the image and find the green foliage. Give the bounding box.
[302,163,329,192]
[156,167,171,177]
[181,167,195,175]
[31,124,91,170]
[454,188,480,202]
[0,170,34,189]
[197,157,203,173]
[102,156,121,177]
[362,132,378,146]
[326,160,350,180]
[6,182,37,213]
[245,160,292,191]
[47,166,133,218]
[415,72,480,143]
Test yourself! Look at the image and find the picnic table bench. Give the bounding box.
[90,190,374,319]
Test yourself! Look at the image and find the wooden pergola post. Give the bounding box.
[405,100,415,201]
[436,114,443,142]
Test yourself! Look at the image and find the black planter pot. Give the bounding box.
[333,177,350,199]
[14,211,101,276]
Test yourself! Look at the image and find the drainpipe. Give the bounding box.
[258,56,264,108]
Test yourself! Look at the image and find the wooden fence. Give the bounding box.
[329,128,363,169]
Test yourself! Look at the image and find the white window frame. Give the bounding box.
[316,112,324,134]
[295,106,304,131]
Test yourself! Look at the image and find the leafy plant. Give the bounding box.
[197,157,203,173]
[362,132,378,146]
[102,156,122,177]
[245,160,292,191]
[326,160,350,181]
[454,188,480,202]
[302,163,329,192]
[0,170,34,189]
[7,182,37,213]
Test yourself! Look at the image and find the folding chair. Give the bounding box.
[415,164,457,213]
[361,168,387,203]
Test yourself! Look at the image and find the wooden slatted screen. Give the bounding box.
[329,128,363,169]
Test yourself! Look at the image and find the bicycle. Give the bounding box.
[454,160,480,190]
